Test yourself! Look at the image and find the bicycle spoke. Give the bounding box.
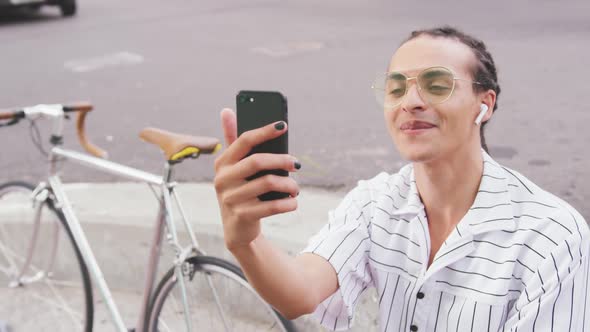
[149,257,294,332]
[157,317,173,332]
[0,227,19,274]
[205,273,233,332]
[0,265,13,277]
[0,182,93,331]
[43,277,84,323]
[31,288,83,327]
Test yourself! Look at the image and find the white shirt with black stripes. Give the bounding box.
[302,149,590,332]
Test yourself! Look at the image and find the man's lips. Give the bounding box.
[400,120,437,130]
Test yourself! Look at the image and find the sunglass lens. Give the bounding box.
[418,68,454,104]
[372,72,406,108]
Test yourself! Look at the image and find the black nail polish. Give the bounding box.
[294,161,301,170]
[275,121,285,130]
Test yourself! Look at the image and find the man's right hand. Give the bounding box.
[213,108,301,252]
[213,109,338,320]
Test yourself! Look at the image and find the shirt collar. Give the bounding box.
[391,149,516,234]
[391,165,423,217]
[465,149,516,235]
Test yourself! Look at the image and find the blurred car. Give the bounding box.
[0,0,76,17]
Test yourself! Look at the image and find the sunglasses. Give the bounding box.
[372,66,481,108]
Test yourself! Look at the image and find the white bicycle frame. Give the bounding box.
[26,105,208,332]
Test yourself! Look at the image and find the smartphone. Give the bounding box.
[236,90,289,201]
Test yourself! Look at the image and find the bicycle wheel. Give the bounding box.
[0,181,93,331]
[148,255,296,332]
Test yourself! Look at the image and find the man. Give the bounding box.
[213,26,589,331]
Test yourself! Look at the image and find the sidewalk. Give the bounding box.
[64,182,340,255]
[58,182,379,331]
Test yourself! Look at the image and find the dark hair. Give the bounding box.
[403,26,501,154]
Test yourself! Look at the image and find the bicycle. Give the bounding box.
[0,103,296,332]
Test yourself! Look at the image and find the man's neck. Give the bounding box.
[413,145,484,228]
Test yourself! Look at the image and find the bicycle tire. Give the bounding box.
[147,255,296,332]
[0,181,94,332]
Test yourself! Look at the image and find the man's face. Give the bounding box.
[385,36,483,163]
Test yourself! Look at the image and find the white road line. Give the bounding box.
[64,52,144,73]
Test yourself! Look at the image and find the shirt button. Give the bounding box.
[416,292,425,299]
[410,325,418,331]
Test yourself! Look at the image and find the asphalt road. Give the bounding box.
[0,0,589,219]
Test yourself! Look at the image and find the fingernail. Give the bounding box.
[275,121,285,130]
[294,161,301,170]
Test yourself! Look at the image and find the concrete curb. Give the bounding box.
[63,181,341,253]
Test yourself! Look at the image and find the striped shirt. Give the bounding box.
[302,149,590,331]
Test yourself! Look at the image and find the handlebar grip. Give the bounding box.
[63,102,93,113]
[76,110,108,159]
[0,112,15,120]
[0,110,24,120]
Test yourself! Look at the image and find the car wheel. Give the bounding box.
[59,0,76,16]
[27,4,42,12]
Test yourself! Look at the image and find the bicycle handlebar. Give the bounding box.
[76,109,108,159]
[63,102,93,113]
[0,102,108,159]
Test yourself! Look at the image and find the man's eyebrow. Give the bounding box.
[387,72,406,80]
[387,68,426,78]
[420,69,449,79]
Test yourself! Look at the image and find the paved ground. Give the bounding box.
[0,183,379,331]
[0,0,589,219]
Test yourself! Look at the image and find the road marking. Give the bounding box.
[250,41,324,58]
[64,52,144,73]
[297,154,328,177]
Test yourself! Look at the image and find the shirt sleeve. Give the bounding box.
[300,181,374,331]
[502,229,590,331]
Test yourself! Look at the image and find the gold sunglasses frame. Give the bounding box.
[371,66,482,108]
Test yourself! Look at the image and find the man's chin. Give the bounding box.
[397,145,437,163]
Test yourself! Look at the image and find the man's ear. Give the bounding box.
[479,89,496,124]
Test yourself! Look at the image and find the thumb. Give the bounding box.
[220,108,238,147]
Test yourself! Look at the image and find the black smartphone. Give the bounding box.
[236,90,289,201]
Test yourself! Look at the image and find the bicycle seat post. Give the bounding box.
[160,162,182,251]
[163,161,174,184]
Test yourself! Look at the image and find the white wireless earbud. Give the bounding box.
[475,104,488,125]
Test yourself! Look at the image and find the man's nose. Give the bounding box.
[400,81,427,113]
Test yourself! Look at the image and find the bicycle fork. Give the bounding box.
[170,189,234,332]
[161,182,193,332]
[3,185,46,287]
